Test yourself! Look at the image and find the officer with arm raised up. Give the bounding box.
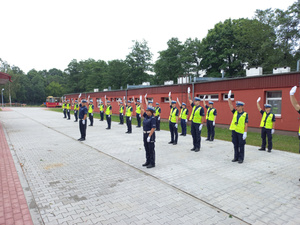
[203,96,217,141]
[118,100,124,125]
[188,87,205,152]
[228,90,248,163]
[155,103,161,131]
[168,92,179,145]
[133,97,142,128]
[105,96,112,129]
[73,99,79,122]
[78,99,88,141]
[257,97,275,152]
[88,98,94,126]
[99,99,104,121]
[177,98,188,136]
[125,100,133,133]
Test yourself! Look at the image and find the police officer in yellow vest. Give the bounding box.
[228,90,248,163]
[73,99,79,122]
[88,99,94,126]
[66,99,71,120]
[168,92,179,145]
[289,86,300,153]
[125,100,133,133]
[99,100,104,121]
[256,97,275,152]
[203,96,217,141]
[155,103,161,131]
[105,98,112,129]
[177,98,189,136]
[188,88,205,152]
[134,98,142,128]
[118,100,124,125]
[62,100,67,118]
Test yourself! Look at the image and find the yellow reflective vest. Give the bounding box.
[230,111,247,134]
[88,104,94,113]
[66,103,71,110]
[136,104,141,114]
[259,112,274,129]
[99,104,104,112]
[74,104,79,111]
[126,106,132,117]
[180,108,188,120]
[206,108,216,121]
[155,107,161,116]
[169,107,178,123]
[119,105,124,114]
[105,105,112,115]
[189,106,202,124]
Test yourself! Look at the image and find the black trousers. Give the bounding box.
[67,110,70,119]
[119,113,124,124]
[126,116,132,132]
[79,119,87,139]
[89,113,93,126]
[232,130,245,161]
[180,119,187,135]
[207,120,215,140]
[155,116,160,131]
[261,127,272,150]
[143,132,155,165]
[100,111,104,121]
[74,110,78,121]
[63,109,66,118]
[169,121,178,143]
[136,113,141,127]
[191,122,201,149]
[106,115,111,129]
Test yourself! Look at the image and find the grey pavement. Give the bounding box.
[1,107,300,225]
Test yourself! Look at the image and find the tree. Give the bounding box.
[105,60,130,90]
[181,38,202,77]
[125,40,153,85]
[45,81,64,97]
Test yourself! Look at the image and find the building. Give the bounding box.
[64,72,300,132]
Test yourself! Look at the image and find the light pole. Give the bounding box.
[1,88,4,108]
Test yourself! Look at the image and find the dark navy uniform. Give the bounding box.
[88,103,94,126]
[179,105,188,136]
[143,111,156,167]
[259,110,275,151]
[119,104,124,124]
[169,104,179,144]
[190,102,205,151]
[79,104,88,140]
[205,105,217,141]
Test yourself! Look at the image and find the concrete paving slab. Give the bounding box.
[0,107,300,225]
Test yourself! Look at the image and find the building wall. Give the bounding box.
[65,73,300,132]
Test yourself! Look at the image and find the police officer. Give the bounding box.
[203,96,217,141]
[188,87,205,152]
[73,99,79,122]
[141,103,156,168]
[125,100,133,133]
[228,90,248,163]
[105,97,112,129]
[99,100,104,121]
[168,92,179,145]
[62,100,67,118]
[155,103,161,131]
[118,100,124,124]
[88,99,94,126]
[134,98,142,128]
[78,99,88,141]
[66,99,71,120]
[177,98,188,136]
[290,86,300,152]
[257,97,275,152]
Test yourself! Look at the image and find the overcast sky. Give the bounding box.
[1,0,296,74]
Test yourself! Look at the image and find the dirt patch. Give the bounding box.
[43,163,63,170]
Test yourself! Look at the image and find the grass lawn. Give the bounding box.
[49,108,299,154]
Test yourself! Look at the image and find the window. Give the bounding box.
[146,98,153,102]
[162,97,169,103]
[223,93,234,101]
[266,91,282,116]
[199,94,219,101]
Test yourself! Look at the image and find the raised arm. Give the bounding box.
[177,97,181,107]
[256,97,262,112]
[104,95,107,106]
[168,92,172,106]
[228,90,234,111]
[187,87,193,105]
[290,86,300,111]
[144,93,148,106]
[202,95,206,107]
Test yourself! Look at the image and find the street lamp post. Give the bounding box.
[1,88,4,108]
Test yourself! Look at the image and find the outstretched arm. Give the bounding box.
[187,87,193,105]
[169,92,172,106]
[177,97,181,107]
[228,90,234,111]
[256,97,262,112]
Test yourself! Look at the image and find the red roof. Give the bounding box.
[0,72,12,84]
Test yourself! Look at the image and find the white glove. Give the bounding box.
[158,116,160,121]
[290,86,297,95]
[187,87,190,94]
[271,129,275,134]
[139,114,141,118]
[82,120,85,125]
[105,95,106,99]
[243,132,247,140]
[185,119,187,123]
[257,97,261,102]
[213,121,215,126]
[91,113,93,116]
[147,136,150,142]
[145,93,147,98]
[129,117,131,121]
[175,124,178,129]
[203,95,206,100]
[68,110,70,112]
[133,96,134,100]
[177,97,179,102]
[169,92,171,97]
[199,124,203,131]
[140,95,142,103]
[228,90,232,99]
[108,115,110,117]
[123,96,125,100]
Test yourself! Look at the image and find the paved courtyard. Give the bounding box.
[0,107,300,225]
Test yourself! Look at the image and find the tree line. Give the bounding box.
[0,1,299,104]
